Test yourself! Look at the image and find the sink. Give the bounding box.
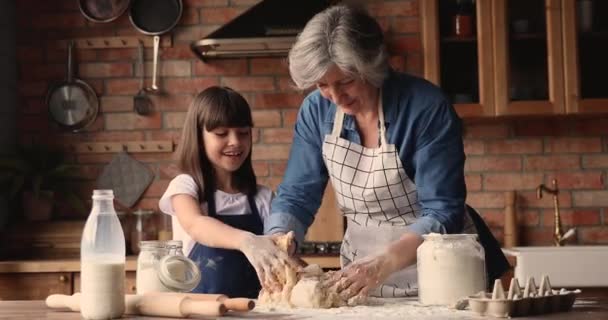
[503,246,608,287]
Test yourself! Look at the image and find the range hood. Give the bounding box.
[191,0,337,59]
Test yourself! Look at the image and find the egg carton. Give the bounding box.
[468,276,581,318]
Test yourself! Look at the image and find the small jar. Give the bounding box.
[417,233,486,306]
[131,209,157,255]
[165,240,184,256]
[157,214,173,241]
[136,240,201,294]
[136,241,169,294]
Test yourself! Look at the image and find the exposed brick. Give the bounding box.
[478,209,504,228]
[277,76,299,92]
[252,93,304,109]
[544,137,602,153]
[20,63,64,81]
[106,79,140,95]
[161,45,198,60]
[258,176,283,191]
[483,173,544,191]
[194,59,248,76]
[80,63,132,78]
[463,140,485,155]
[100,96,133,113]
[583,155,608,169]
[30,13,85,29]
[77,154,117,164]
[464,124,510,139]
[466,192,504,209]
[579,227,608,244]
[252,145,291,161]
[184,0,229,8]
[250,58,289,75]
[465,174,482,191]
[367,1,418,17]
[391,17,420,34]
[386,35,420,54]
[164,112,187,129]
[389,55,407,72]
[541,209,601,227]
[162,78,220,94]
[524,155,580,170]
[149,94,194,112]
[221,77,275,92]
[105,112,162,130]
[518,190,572,208]
[262,128,293,144]
[573,191,608,207]
[152,61,191,77]
[520,227,554,246]
[519,209,541,227]
[270,161,288,176]
[200,7,247,24]
[546,172,604,189]
[486,139,543,155]
[253,161,269,177]
[283,110,299,126]
[83,131,145,142]
[143,180,171,198]
[405,52,422,73]
[252,111,281,128]
[180,7,200,25]
[131,152,173,163]
[465,156,521,172]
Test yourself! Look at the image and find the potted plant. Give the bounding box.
[0,143,86,221]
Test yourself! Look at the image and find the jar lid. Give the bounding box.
[422,233,478,241]
[139,240,166,249]
[157,255,201,292]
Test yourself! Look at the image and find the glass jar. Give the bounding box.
[115,210,132,255]
[417,233,486,306]
[131,209,157,255]
[136,240,201,294]
[157,214,173,241]
[136,240,169,294]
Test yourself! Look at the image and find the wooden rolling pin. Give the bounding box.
[46,293,226,317]
[152,292,255,311]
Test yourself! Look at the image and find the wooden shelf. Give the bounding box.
[55,36,172,49]
[65,140,173,154]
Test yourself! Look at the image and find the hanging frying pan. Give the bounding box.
[129,0,183,92]
[46,41,99,133]
[79,0,131,23]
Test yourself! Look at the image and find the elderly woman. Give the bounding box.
[264,4,509,299]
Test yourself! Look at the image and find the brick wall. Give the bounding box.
[14,0,608,245]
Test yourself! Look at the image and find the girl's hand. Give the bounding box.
[326,251,399,301]
[238,233,301,292]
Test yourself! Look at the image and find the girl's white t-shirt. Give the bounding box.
[158,174,273,256]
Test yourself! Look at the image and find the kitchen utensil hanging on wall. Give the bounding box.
[79,0,131,23]
[46,41,99,132]
[134,41,153,115]
[129,0,183,93]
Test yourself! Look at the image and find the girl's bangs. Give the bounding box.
[204,93,253,130]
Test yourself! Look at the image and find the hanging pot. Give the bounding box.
[46,41,99,133]
[79,0,131,23]
[129,0,183,92]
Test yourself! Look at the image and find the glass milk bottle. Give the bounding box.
[80,190,126,319]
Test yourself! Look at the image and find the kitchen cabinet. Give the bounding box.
[562,0,608,113]
[0,272,72,300]
[72,271,137,295]
[421,0,607,117]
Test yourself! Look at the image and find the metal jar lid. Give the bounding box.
[157,255,201,292]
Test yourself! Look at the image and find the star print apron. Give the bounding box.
[321,94,480,297]
[187,192,263,298]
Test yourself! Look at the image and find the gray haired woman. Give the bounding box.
[265,4,509,300]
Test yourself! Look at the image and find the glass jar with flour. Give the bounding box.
[417,233,486,306]
[136,240,200,294]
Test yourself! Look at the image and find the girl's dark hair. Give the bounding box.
[176,86,257,200]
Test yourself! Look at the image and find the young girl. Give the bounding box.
[158,86,293,298]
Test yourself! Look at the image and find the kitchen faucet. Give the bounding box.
[536,179,575,246]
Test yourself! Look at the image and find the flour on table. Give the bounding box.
[254,297,484,320]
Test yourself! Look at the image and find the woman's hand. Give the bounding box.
[327,251,399,301]
[238,233,300,292]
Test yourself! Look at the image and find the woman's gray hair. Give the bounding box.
[288,4,390,90]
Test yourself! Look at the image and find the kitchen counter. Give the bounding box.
[1,297,607,319]
[0,255,340,273]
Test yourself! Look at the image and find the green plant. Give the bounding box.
[0,143,86,217]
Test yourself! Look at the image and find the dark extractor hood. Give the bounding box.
[191,0,338,59]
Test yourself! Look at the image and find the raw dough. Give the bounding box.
[257,233,360,309]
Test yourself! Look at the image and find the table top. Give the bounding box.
[1,297,607,320]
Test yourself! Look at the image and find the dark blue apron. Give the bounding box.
[467,205,511,290]
[188,191,263,298]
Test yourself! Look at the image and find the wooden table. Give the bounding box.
[1,298,607,319]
